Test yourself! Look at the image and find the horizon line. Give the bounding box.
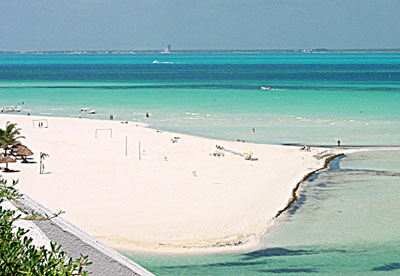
[1,47,400,54]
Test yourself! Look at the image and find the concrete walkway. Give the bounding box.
[13,195,155,276]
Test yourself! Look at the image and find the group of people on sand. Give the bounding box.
[300,140,341,151]
[245,154,258,161]
[300,146,311,152]
[213,145,225,158]
[170,136,180,143]
[213,151,225,157]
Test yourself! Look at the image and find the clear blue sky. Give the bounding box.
[0,0,399,51]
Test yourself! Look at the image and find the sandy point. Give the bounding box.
[0,114,349,253]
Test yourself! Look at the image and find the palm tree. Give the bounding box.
[0,121,25,156]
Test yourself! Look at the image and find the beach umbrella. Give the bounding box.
[10,141,22,150]
[0,156,16,170]
[11,140,22,146]
[2,141,22,155]
[12,145,34,162]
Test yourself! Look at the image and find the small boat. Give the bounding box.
[80,107,96,114]
[152,60,160,64]
[1,106,22,113]
[260,86,272,90]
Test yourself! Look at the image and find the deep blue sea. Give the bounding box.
[1,53,399,275]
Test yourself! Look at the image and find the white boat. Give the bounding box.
[152,60,160,64]
[260,86,272,90]
[1,106,22,113]
[80,107,96,114]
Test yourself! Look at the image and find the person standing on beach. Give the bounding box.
[110,114,114,120]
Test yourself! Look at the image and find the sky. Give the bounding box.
[0,0,399,51]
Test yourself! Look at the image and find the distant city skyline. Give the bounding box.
[0,0,399,51]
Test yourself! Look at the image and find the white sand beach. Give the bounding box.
[0,114,347,253]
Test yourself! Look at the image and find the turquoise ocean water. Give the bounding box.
[1,54,399,275]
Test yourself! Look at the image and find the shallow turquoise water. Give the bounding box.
[1,54,399,275]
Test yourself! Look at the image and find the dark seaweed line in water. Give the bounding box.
[329,169,400,177]
[0,84,256,90]
[1,84,400,91]
[274,154,344,219]
[282,144,400,148]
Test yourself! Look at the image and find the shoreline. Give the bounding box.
[274,153,344,220]
[0,114,363,254]
[6,112,400,149]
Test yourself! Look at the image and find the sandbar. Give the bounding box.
[0,114,349,253]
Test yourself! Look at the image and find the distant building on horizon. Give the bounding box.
[162,44,171,53]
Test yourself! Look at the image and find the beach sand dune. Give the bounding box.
[1,114,343,253]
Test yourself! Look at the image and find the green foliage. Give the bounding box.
[0,178,92,275]
[0,121,25,155]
